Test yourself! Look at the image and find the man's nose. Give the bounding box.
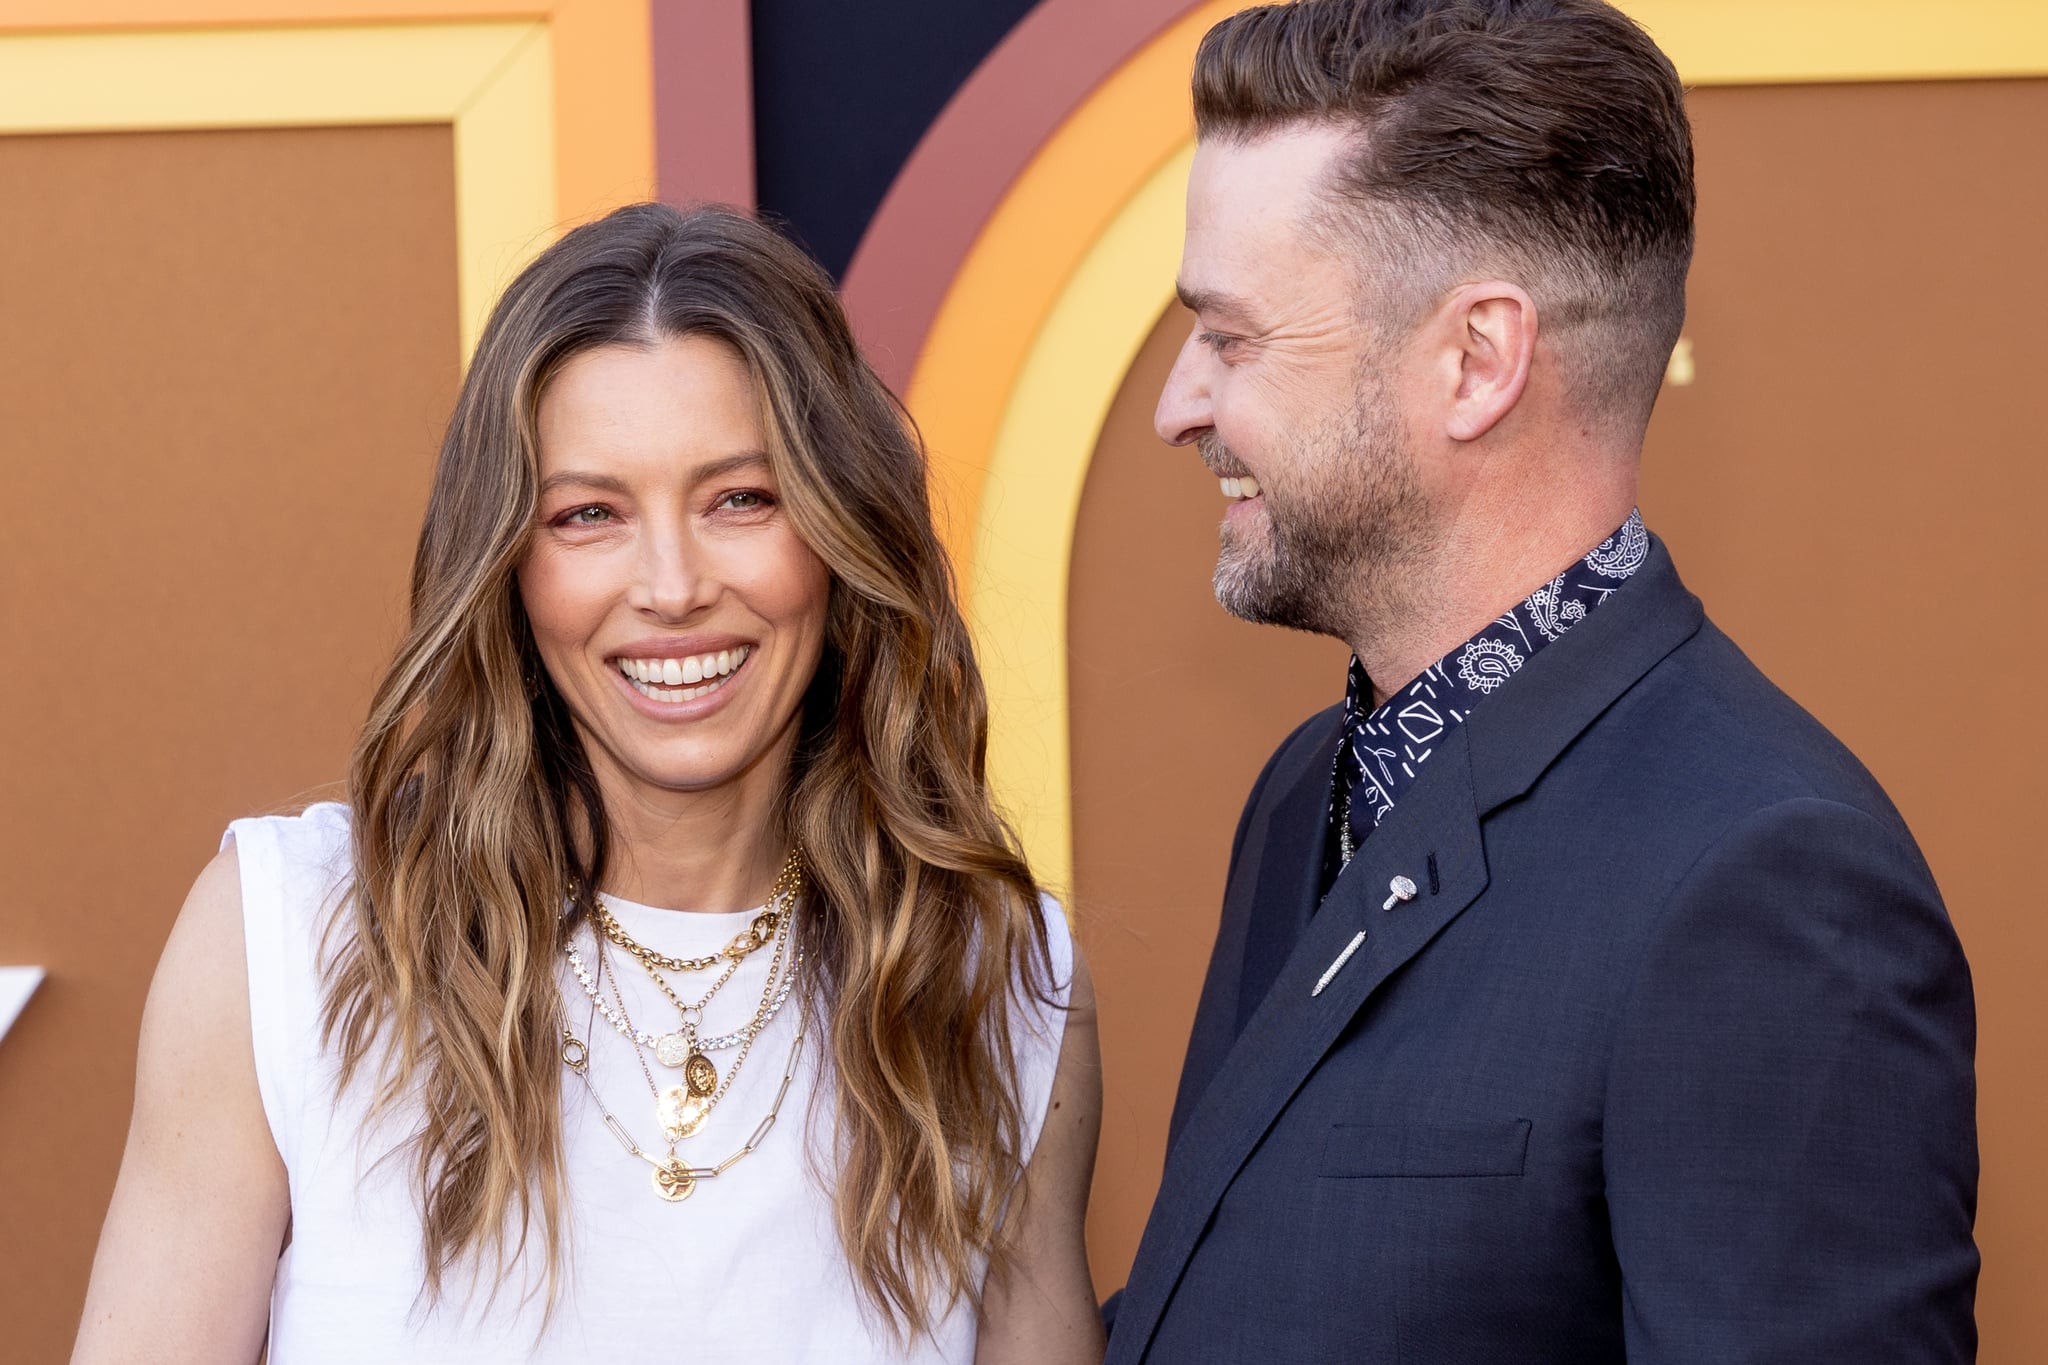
[1154,331,1213,449]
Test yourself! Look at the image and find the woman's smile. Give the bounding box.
[611,642,753,708]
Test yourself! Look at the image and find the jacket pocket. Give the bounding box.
[1320,1119,1532,1178]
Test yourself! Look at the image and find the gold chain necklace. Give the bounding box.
[562,1004,808,1204]
[566,848,804,1141]
[595,846,803,973]
[645,950,743,1069]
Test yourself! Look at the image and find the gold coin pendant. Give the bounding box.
[652,1158,695,1203]
[684,1052,718,1097]
[658,1086,709,1142]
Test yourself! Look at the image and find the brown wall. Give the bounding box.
[0,124,459,1360]
[1070,79,2048,1355]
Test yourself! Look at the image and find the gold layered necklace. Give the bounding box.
[564,848,804,1075]
[601,850,799,1117]
[563,901,808,1204]
[559,850,808,1202]
[603,927,790,1141]
[592,847,802,1077]
[562,988,808,1205]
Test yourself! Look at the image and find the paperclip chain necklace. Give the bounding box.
[562,1002,809,1205]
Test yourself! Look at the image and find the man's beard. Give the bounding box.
[1205,376,1428,643]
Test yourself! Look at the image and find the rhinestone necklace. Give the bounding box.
[565,932,801,1053]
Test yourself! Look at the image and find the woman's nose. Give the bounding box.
[626,527,711,621]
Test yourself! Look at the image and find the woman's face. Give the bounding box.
[518,336,831,808]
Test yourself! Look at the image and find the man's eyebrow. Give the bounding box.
[1175,282,1260,326]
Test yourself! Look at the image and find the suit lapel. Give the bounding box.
[1166,709,1340,1143]
[1232,720,1338,1031]
[1108,537,1707,1364]
[1111,734,1489,1364]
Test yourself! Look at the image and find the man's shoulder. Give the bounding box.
[1585,614,1915,841]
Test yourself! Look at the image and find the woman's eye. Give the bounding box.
[562,505,611,525]
[720,490,767,511]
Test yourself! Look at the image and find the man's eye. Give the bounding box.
[1198,331,1239,354]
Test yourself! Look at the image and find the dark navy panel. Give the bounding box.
[750,0,1040,278]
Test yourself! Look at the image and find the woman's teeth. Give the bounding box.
[1220,475,1262,500]
[616,645,749,702]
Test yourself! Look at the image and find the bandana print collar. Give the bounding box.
[1323,510,1649,893]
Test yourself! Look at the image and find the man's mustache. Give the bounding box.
[1196,432,1253,480]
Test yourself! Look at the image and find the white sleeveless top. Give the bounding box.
[227,803,1072,1363]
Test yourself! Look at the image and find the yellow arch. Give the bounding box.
[908,0,2048,894]
[968,147,1192,898]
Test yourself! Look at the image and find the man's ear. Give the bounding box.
[1436,281,1536,443]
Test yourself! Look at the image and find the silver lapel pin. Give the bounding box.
[1311,931,1368,997]
[1383,875,1419,911]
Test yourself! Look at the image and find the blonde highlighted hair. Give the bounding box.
[324,202,1054,1333]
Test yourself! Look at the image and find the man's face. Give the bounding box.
[1155,124,1430,643]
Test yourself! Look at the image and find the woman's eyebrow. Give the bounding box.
[537,470,631,496]
[536,452,771,497]
[688,451,773,481]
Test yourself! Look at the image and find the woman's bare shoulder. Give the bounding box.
[71,844,288,1364]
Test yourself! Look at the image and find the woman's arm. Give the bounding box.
[977,951,1105,1365]
[71,845,290,1365]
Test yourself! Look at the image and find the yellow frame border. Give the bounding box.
[914,0,2048,894]
[0,22,558,360]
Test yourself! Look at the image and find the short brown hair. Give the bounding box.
[1194,0,1695,430]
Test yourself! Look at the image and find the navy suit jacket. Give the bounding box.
[1105,539,1978,1364]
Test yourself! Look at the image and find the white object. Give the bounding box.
[226,804,1072,1363]
[0,966,43,1042]
[1312,931,1369,997]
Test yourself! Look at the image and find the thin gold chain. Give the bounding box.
[644,947,743,1033]
[596,942,674,1138]
[640,895,792,1053]
[599,935,778,1124]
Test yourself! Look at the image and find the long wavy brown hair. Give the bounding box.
[324,202,1054,1333]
